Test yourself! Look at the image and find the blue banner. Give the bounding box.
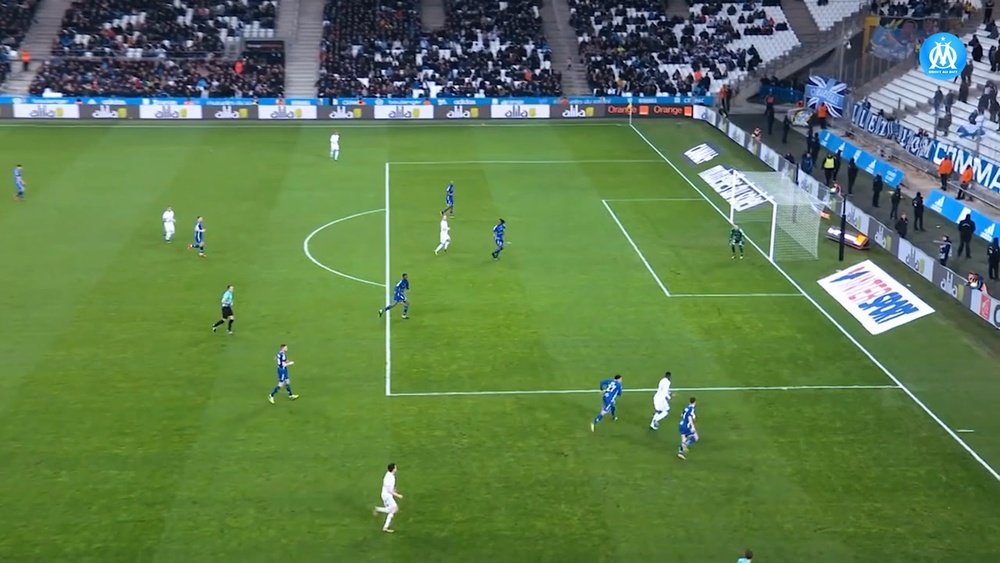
[0,94,714,107]
[818,130,905,188]
[852,102,1000,195]
[926,189,1000,242]
[805,76,848,118]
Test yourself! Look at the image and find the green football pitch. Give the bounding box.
[1,119,999,562]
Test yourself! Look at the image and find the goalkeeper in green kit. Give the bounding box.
[730,225,745,260]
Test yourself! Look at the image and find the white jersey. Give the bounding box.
[440,218,450,235]
[162,209,175,225]
[381,471,396,497]
[654,377,672,401]
[330,133,340,148]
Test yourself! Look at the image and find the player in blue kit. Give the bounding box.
[591,375,623,432]
[491,218,506,260]
[13,164,25,200]
[442,182,455,216]
[677,397,698,460]
[268,344,299,403]
[378,273,410,319]
[188,216,206,257]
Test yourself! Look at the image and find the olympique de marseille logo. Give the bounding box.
[920,33,966,81]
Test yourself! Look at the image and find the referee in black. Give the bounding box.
[212,284,236,334]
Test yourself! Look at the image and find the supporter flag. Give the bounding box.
[805,76,848,118]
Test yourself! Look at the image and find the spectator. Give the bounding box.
[936,235,952,267]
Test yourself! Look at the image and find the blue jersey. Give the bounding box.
[393,277,409,302]
[276,350,289,380]
[679,404,696,435]
[221,289,234,307]
[445,183,454,205]
[194,221,205,243]
[493,222,506,244]
[600,378,622,406]
[13,167,24,191]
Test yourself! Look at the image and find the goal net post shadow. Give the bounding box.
[726,169,825,262]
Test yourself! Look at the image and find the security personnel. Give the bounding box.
[847,157,858,194]
[822,152,836,186]
[890,188,902,220]
[988,237,1000,280]
[938,154,954,191]
[832,149,843,180]
[912,191,925,231]
[958,165,974,200]
[872,174,884,208]
[957,214,977,258]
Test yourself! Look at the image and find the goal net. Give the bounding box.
[727,170,823,262]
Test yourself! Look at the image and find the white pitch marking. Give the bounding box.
[303,209,386,287]
[603,197,707,202]
[601,199,671,297]
[389,384,902,397]
[384,162,392,397]
[628,122,1000,482]
[671,293,804,298]
[957,429,976,433]
[389,159,663,165]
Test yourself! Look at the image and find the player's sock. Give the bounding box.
[384,303,395,311]
[593,413,604,425]
[402,305,409,316]
[384,514,394,529]
[609,405,617,419]
[212,320,225,328]
[334,150,340,161]
[286,384,294,396]
[435,243,444,253]
[227,319,234,331]
[270,386,280,397]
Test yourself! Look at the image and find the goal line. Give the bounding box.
[389,384,902,397]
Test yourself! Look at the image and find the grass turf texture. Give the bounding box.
[0,120,998,562]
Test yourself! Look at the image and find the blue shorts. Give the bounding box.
[277,370,289,383]
[679,425,694,437]
[194,236,204,245]
[495,239,504,248]
[602,399,616,411]
[446,196,454,206]
[393,293,406,303]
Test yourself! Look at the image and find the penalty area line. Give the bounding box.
[671,293,804,298]
[389,384,902,397]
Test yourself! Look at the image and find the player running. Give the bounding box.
[211,284,235,334]
[434,212,451,255]
[442,181,455,216]
[13,164,25,201]
[373,463,403,533]
[677,397,698,460]
[591,374,623,432]
[379,273,410,319]
[329,130,340,161]
[188,216,206,257]
[730,225,745,260]
[162,206,176,242]
[268,344,299,403]
[491,218,506,260]
[649,371,672,430]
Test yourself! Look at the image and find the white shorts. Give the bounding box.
[440,233,450,244]
[653,396,669,413]
[164,223,175,235]
[381,492,397,511]
[330,145,339,151]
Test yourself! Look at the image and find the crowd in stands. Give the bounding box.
[317,0,560,98]
[29,51,284,96]
[0,0,42,85]
[571,0,771,96]
[869,0,971,19]
[52,0,277,58]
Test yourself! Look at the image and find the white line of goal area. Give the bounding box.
[627,123,1000,482]
[390,384,901,398]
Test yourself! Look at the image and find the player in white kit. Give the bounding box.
[329,130,340,161]
[649,371,672,430]
[162,206,176,242]
[434,212,450,255]
[373,463,403,533]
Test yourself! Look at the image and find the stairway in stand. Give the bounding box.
[3,0,75,94]
[280,0,326,98]
[541,0,589,95]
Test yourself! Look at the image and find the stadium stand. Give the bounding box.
[52,0,279,58]
[803,0,864,31]
[864,24,1000,160]
[0,0,42,85]
[317,0,560,98]
[570,0,798,96]
[28,50,285,96]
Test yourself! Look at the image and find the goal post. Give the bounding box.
[726,170,823,262]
